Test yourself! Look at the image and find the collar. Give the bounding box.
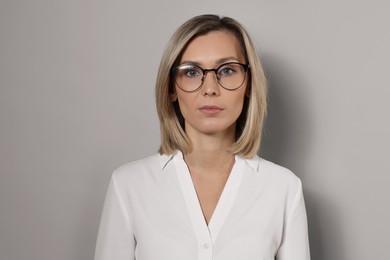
[158,151,260,173]
[158,152,176,171]
[246,154,261,173]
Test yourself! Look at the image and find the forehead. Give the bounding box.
[180,30,245,64]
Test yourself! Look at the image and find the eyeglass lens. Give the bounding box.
[174,63,247,92]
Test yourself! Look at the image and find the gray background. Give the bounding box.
[1,0,389,259]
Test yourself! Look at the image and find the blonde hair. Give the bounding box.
[155,14,267,158]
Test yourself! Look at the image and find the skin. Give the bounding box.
[172,30,249,224]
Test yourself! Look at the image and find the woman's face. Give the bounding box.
[172,30,248,139]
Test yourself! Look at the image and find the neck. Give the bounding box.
[184,149,235,175]
[183,128,236,174]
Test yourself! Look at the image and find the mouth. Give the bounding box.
[199,105,224,114]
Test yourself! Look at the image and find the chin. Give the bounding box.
[196,123,236,136]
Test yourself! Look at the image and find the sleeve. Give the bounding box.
[276,179,311,260]
[94,172,136,260]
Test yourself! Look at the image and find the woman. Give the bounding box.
[95,14,310,260]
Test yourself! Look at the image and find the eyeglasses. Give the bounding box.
[172,62,250,92]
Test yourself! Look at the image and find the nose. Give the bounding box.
[201,71,220,96]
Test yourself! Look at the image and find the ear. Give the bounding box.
[171,91,178,102]
[245,84,251,98]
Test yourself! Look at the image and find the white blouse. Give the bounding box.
[95,152,310,260]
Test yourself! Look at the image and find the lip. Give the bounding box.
[198,105,224,114]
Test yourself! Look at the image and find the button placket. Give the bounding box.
[174,154,215,259]
[198,240,213,260]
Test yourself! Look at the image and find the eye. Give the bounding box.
[218,65,236,77]
[177,65,202,78]
[184,68,201,78]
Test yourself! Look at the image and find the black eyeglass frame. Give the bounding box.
[171,62,250,93]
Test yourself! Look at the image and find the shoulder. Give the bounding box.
[111,153,165,183]
[259,158,299,181]
[244,156,303,192]
[241,157,305,213]
[115,154,160,172]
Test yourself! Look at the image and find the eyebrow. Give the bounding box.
[179,56,241,67]
[217,56,240,64]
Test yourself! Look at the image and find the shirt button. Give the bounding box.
[203,243,209,249]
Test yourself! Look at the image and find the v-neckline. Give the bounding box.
[173,151,244,244]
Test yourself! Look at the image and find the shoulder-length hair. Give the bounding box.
[155,14,267,158]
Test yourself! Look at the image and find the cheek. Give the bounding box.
[234,99,246,119]
[175,95,192,117]
[233,90,247,112]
